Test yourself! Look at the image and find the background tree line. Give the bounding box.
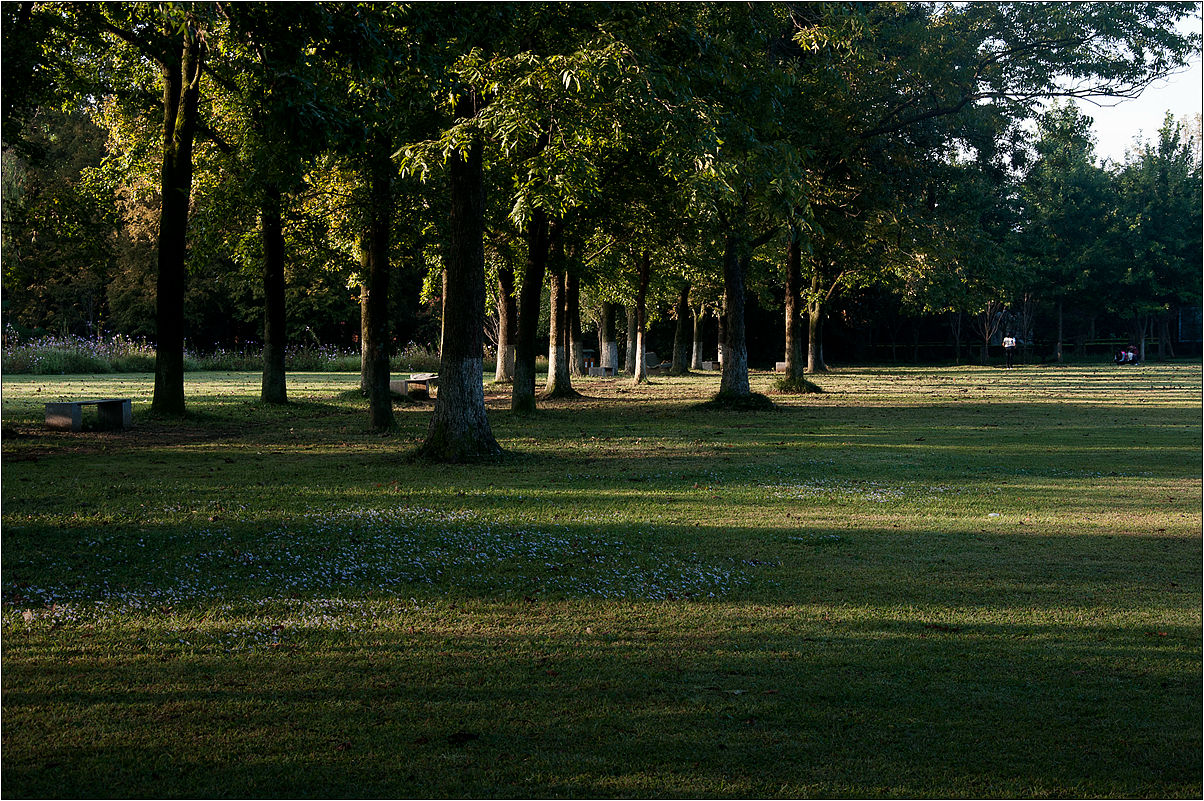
[2,2,1200,454]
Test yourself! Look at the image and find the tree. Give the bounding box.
[674,3,801,402]
[1,110,119,338]
[669,281,692,375]
[544,228,580,398]
[783,1,1200,373]
[1019,102,1113,361]
[72,4,213,415]
[416,89,502,461]
[323,2,451,432]
[203,4,336,404]
[1111,113,1203,359]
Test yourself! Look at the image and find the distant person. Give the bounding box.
[1115,345,1139,365]
[1002,335,1017,368]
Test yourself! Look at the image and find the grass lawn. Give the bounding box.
[2,363,1200,798]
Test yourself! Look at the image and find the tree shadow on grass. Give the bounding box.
[3,603,1199,798]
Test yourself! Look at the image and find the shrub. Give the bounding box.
[14,346,112,375]
[0,334,479,376]
[109,354,158,373]
[393,343,440,373]
[1,333,147,375]
[287,344,361,372]
[195,348,263,372]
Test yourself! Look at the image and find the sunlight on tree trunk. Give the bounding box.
[691,305,706,370]
[494,264,516,383]
[632,252,650,384]
[599,301,618,373]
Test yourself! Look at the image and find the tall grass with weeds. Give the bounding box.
[1,334,455,375]
[1,333,162,375]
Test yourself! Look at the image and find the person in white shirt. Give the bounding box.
[1002,335,1017,368]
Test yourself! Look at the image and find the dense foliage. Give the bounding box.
[3,3,1200,392]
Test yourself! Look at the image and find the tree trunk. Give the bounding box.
[783,232,804,379]
[359,278,370,391]
[361,135,394,432]
[494,262,516,382]
[717,307,726,369]
[806,301,828,373]
[512,209,549,414]
[260,184,287,404]
[719,235,751,396]
[567,271,585,377]
[1160,313,1175,358]
[1055,300,1064,362]
[419,103,500,461]
[633,252,651,384]
[599,301,618,372]
[949,311,963,365]
[545,260,577,398]
[625,303,638,375]
[151,21,204,416]
[438,267,448,358]
[670,283,691,375]
[691,305,706,370]
[804,266,828,374]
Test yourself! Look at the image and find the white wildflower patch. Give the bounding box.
[1,504,758,631]
[767,478,997,506]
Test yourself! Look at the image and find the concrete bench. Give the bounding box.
[45,399,132,432]
[588,365,616,377]
[389,373,438,396]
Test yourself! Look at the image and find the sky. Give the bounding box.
[1073,13,1203,164]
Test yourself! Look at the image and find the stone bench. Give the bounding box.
[389,373,438,396]
[588,365,616,377]
[45,399,132,432]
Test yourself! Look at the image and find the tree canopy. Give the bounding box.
[3,1,1200,453]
